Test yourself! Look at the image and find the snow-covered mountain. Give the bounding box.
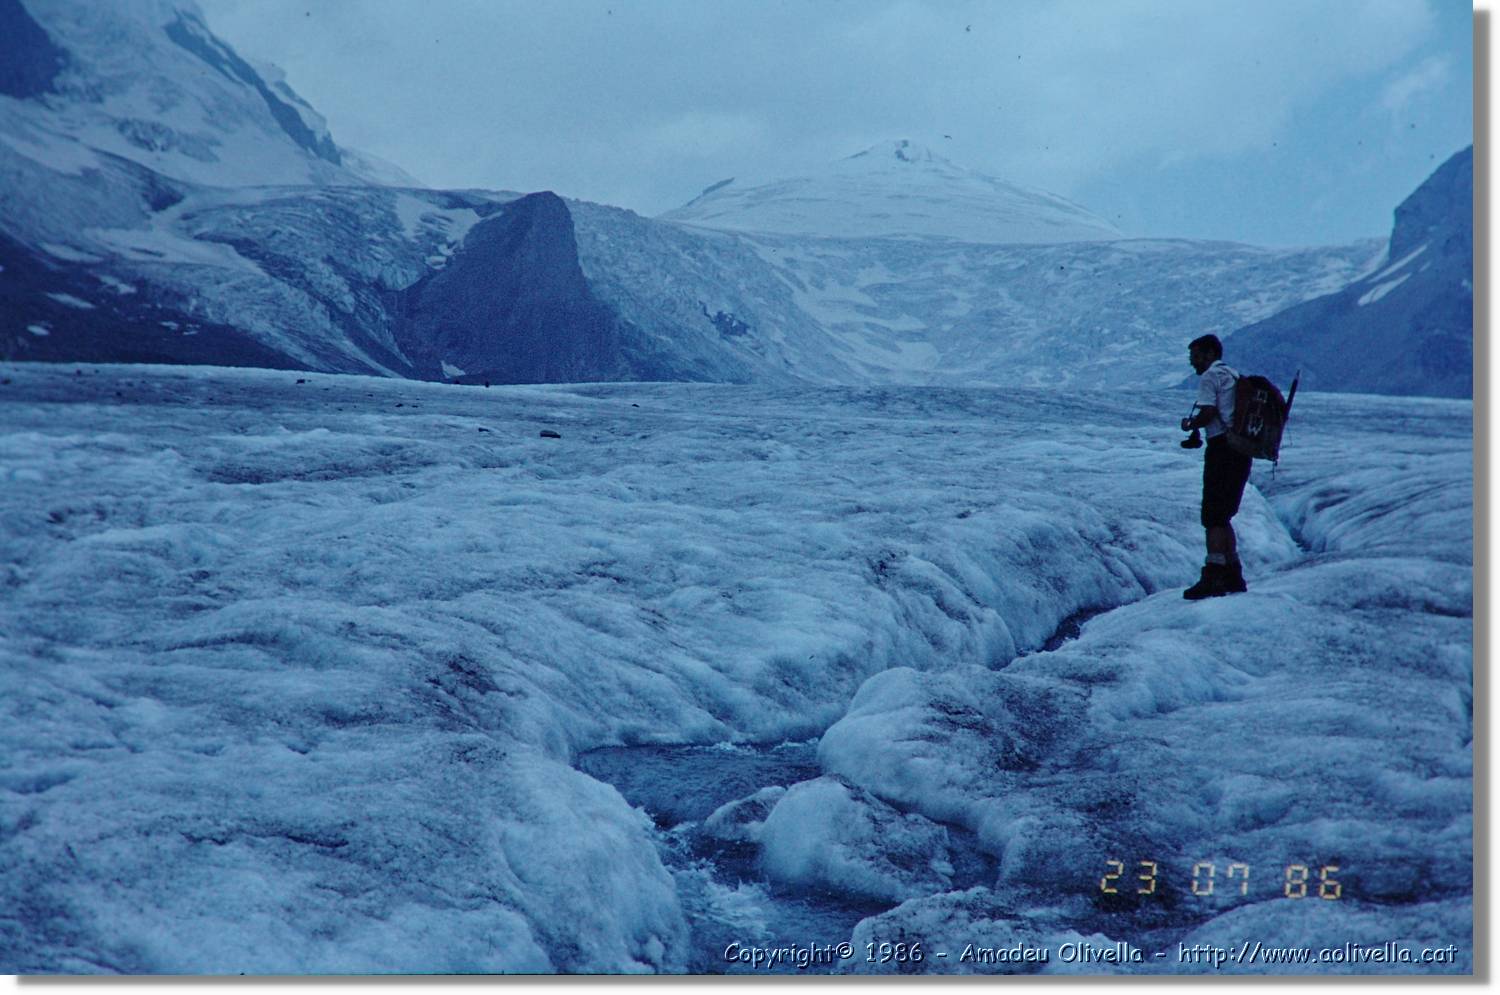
[0,3,1393,392]
[1226,146,1473,398]
[0,0,400,188]
[0,0,453,373]
[661,139,1124,245]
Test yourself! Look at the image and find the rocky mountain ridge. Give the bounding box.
[1226,146,1472,398]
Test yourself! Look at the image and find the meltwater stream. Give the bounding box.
[578,739,1002,973]
[574,608,1121,973]
[577,741,884,973]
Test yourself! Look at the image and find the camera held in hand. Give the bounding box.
[1179,407,1203,449]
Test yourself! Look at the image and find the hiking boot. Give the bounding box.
[1183,564,1228,600]
[1222,561,1247,594]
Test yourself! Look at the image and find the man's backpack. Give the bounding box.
[1225,372,1299,462]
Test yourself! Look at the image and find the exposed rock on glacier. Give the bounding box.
[394,192,631,384]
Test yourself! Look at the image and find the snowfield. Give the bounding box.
[0,363,1471,974]
[659,139,1126,245]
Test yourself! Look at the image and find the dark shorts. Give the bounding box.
[1202,434,1252,528]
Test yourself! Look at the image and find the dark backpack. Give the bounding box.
[1225,372,1298,462]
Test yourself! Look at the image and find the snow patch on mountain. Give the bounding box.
[392,193,481,247]
[43,292,93,309]
[1358,272,1412,306]
[38,242,101,263]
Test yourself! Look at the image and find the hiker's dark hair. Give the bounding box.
[1189,334,1223,359]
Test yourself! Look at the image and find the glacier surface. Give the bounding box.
[0,363,1471,973]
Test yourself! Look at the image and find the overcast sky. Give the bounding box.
[195,0,1473,247]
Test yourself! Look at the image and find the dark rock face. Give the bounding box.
[395,192,631,384]
[1227,146,1473,399]
[1391,146,1473,261]
[0,0,66,98]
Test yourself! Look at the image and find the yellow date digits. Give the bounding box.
[1137,860,1157,895]
[1284,864,1310,898]
[1100,859,1125,894]
[1226,862,1250,895]
[1099,859,1342,900]
[1190,861,1215,896]
[1318,865,1342,900]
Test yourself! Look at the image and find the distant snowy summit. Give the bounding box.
[659,139,1123,245]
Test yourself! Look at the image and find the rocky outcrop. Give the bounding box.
[394,192,631,384]
[1227,146,1472,399]
[1391,146,1473,260]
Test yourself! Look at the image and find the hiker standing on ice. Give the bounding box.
[1179,334,1251,599]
